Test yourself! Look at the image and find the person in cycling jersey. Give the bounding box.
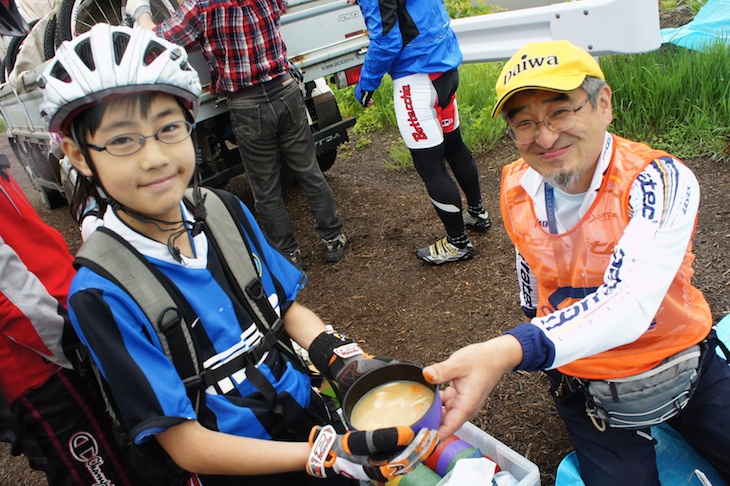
[41,24,437,485]
[423,40,730,485]
[349,0,490,265]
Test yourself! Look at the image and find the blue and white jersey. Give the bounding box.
[356,0,463,91]
[68,194,309,445]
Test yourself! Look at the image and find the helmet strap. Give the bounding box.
[189,149,207,237]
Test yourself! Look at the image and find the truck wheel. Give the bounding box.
[317,148,337,172]
[39,186,68,210]
[56,0,179,46]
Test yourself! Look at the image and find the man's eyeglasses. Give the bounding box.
[506,94,593,145]
[87,120,194,157]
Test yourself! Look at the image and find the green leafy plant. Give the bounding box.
[604,42,730,161]
[444,0,502,19]
[385,139,413,171]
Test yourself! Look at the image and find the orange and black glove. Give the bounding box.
[309,329,397,395]
[306,424,439,481]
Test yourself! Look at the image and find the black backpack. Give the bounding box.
[73,188,306,485]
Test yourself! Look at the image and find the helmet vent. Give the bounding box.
[48,61,71,83]
[112,32,130,65]
[74,38,95,71]
[143,40,166,66]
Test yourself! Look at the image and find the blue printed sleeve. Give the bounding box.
[356,0,403,91]
[504,323,556,371]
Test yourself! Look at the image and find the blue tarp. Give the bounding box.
[660,0,730,50]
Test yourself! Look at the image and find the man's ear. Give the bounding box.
[596,85,614,125]
[62,136,93,177]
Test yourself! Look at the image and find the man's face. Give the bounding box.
[502,86,613,193]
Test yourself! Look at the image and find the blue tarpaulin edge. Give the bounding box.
[660,0,730,50]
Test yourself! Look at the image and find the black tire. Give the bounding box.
[56,0,179,47]
[43,14,56,61]
[3,19,39,76]
[0,58,5,84]
[317,148,337,172]
[39,186,68,210]
[4,33,25,78]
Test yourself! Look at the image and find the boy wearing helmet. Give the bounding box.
[41,24,437,485]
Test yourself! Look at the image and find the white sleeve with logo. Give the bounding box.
[532,157,700,369]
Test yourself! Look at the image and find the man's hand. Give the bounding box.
[354,83,374,108]
[422,336,524,438]
[306,425,439,481]
[308,329,396,395]
[124,0,151,20]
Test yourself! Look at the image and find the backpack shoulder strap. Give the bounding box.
[75,228,204,411]
[187,188,303,364]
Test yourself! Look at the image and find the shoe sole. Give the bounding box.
[415,247,475,265]
[323,250,344,263]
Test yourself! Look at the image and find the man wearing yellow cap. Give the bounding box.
[422,40,730,484]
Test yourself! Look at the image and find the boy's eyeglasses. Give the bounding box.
[87,120,194,157]
[506,94,593,145]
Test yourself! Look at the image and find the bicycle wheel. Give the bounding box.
[55,0,178,47]
[43,14,56,61]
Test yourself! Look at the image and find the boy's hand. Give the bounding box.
[308,330,396,394]
[125,0,151,20]
[306,425,439,481]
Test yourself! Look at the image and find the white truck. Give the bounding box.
[0,0,370,207]
[0,0,660,209]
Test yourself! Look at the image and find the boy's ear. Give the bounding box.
[62,136,94,177]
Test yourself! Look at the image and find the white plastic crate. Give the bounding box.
[358,421,541,486]
[456,421,541,486]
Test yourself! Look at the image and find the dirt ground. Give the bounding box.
[1,117,729,484]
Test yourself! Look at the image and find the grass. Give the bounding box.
[334,0,728,168]
[660,0,708,15]
[604,42,730,161]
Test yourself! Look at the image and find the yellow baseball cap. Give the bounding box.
[491,40,605,118]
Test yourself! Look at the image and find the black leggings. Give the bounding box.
[411,127,483,238]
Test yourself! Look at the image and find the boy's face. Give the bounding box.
[68,94,196,225]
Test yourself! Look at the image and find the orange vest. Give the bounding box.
[500,135,711,379]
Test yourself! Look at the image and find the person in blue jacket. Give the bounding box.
[350,0,490,265]
[39,24,437,486]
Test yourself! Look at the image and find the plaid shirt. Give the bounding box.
[155,0,289,94]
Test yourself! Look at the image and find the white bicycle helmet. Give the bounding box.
[39,23,202,134]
